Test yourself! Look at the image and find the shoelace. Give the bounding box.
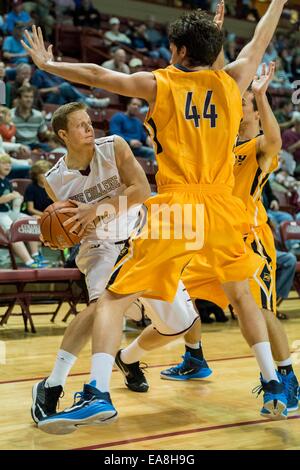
[167,355,190,373]
[252,384,263,397]
[131,362,148,378]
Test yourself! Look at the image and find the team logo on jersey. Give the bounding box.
[235,154,247,166]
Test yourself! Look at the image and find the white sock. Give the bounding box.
[277,358,292,367]
[185,341,201,349]
[251,342,278,383]
[25,258,34,266]
[31,252,39,258]
[46,349,77,388]
[120,339,147,364]
[90,353,115,393]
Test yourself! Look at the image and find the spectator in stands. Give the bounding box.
[102,48,130,74]
[9,63,43,110]
[0,107,16,143]
[240,0,260,22]
[274,98,294,130]
[0,134,32,179]
[224,33,238,63]
[129,57,143,74]
[47,133,67,154]
[31,68,110,108]
[263,180,294,232]
[0,153,40,268]
[3,0,32,34]
[3,23,30,65]
[24,160,53,217]
[279,48,293,79]
[53,0,75,16]
[109,98,155,160]
[282,112,300,175]
[258,43,278,71]
[0,62,12,109]
[270,57,293,91]
[0,15,4,32]
[11,85,51,151]
[291,53,300,81]
[131,24,152,55]
[73,0,101,29]
[104,17,131,47]
[26,0,56,41]
[144,18,171,62]
[276,249,297,320]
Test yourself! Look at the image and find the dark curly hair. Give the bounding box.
[168,10,224,67]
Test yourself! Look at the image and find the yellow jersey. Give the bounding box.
[145,65,243,189]
[233,138,278,228]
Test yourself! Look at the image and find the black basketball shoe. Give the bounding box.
[115,350,149,392]
[31,378,63,423]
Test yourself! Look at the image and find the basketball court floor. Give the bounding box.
[0,300,300,450]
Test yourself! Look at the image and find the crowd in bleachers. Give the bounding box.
[0,0,300,325]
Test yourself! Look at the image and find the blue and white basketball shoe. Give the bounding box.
[160,352,212,381]
[38,382,117,434]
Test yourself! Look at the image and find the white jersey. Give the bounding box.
[45,136,140,242]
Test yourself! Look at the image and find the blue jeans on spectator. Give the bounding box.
[133,146,155,160]
[267,209,294,226]
[276,250,297,299]
[267,209,294,242]
[45,82,88,105]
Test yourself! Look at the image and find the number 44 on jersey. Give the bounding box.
[185,91,218,128]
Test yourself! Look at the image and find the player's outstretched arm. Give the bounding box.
[225,0,287,94]
[252,62,282,172]
[21,25,156,104]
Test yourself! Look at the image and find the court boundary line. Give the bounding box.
[0,354,253,385]
[72,415,300,450]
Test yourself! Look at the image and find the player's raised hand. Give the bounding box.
[21,25,54,70]
[214,0,225,30]
[252,62,275,96]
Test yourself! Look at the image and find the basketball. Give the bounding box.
[40,200,81,249]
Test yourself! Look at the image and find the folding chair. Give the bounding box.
[10,179,32,196]
[0,218,87,332]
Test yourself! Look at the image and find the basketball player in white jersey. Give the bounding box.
[31,102,200,429]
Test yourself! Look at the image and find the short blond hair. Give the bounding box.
[0,154,12,164]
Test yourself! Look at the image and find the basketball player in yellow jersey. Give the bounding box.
[157,63,299,413]
[100,63,298,415]
[23,0,289,431]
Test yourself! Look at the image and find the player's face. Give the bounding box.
[241,91,258,126]
[65,110,95,147]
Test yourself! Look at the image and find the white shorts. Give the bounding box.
[142,281,199,336]
[76,242,198,335]
[0,210,29,233]
[76,240,124,302]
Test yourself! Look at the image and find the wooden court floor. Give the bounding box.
[0,300,300,450]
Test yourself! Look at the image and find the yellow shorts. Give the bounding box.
[107,184,261,302]
[182,223,276,312]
